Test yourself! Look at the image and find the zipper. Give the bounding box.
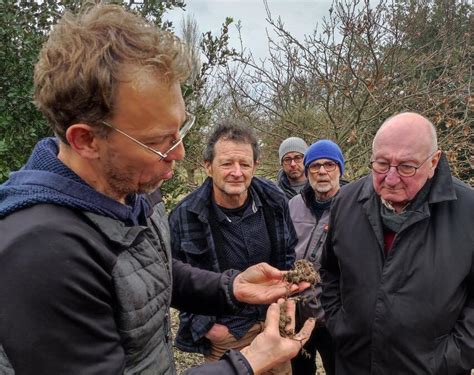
[310,230,328,261]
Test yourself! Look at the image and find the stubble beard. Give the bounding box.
[288,169,304,181]
[104,163,163,199]
[316,182,332,193]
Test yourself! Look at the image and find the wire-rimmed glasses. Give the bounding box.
[101,112,195,161]
[369,151,437,177]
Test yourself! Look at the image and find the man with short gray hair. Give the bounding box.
[289,139,346,375]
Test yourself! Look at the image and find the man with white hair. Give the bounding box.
[289,139,346,375]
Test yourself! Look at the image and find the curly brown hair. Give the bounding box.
[34,4,191,142]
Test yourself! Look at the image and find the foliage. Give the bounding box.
[0,1,54,181]
[219,0,472,184]
[160,14,238,206]
[0,0,185,183]
[1,0,472,188]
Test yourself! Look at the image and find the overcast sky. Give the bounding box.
[165,0,333,60]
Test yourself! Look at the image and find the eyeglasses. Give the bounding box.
[369,151,437,177]
[282,154,304,165]
[101,112,195,161]
[308,161,338,173]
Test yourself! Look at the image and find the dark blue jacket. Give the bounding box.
[169,176,297,354]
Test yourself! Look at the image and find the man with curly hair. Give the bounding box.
[0,4,314,374]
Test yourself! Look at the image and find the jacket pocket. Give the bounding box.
[179,240,216,273]
[181,240,208,255]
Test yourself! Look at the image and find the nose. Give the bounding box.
[230,163,243,176]
[318,165,329,174]
[290,159,297,166]
[165,141,185,162]
[384,166,401,185]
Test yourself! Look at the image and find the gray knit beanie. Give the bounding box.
[278,137,308,163]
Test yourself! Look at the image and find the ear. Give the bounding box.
[65,124,102,160]
[427,150,442,178]
[204,160,213,177]
[252,160,259,174]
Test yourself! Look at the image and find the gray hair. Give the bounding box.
[203,119,260,162]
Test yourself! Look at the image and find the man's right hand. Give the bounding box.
[240,298,315,374]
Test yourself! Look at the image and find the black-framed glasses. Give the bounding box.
[308,161,338,173]
[101,112,195,161]
[369,151,437,177]
[282,154,304,165]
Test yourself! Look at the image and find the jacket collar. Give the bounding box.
[277,169,292,190]
[187,176,284,221]
[187,177,214,221]
[427,154,456,204]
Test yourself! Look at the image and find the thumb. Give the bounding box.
[260,263,285,279]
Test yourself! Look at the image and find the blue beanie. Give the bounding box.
[304,140,345,176]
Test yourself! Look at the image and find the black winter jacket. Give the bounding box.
[321,155,474,374]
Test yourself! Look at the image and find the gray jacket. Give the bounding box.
[0,199,255,375]
[289,194,330,265]
[288,186,333,323]
[88,202,175,374]
[0,199,175,375]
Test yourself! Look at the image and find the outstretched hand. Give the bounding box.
[240,298,315,374]
[233,262,311,304]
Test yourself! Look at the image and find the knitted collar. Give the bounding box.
[380,178,433,233]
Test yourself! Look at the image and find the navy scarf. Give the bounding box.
[0,137,151,225]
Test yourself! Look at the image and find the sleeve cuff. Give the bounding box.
[224,269,245,311]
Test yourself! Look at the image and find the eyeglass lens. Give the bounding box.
[309,162,336,172]
[283,155,304,164]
